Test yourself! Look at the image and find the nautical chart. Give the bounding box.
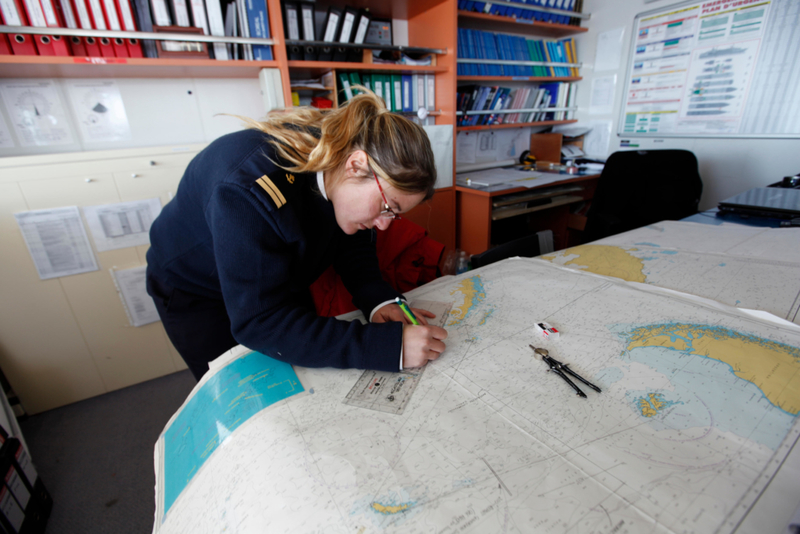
[154,253,800,534]
[542,221,800,325]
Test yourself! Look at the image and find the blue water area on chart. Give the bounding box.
[162,351,303,518]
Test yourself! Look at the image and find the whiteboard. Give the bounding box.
[618,0,800,138]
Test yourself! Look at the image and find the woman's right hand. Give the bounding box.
[402,324,448,368]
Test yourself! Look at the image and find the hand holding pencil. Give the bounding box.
[372,298,448,368]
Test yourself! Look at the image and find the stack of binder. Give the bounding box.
[458,0,582,26]
[283,3,370,63]
[457,82,575,126]
[0,430,52,534]
[337,71,436,124]
[458,29,578,78]
[0,0,70,55]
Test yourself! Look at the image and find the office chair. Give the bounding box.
[470,230,554,269]
[582,149,703,243]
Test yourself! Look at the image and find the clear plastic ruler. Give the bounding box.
[343,300,452,415]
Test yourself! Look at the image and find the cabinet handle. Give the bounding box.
[132,173,140,178]
[85,178,94,183]
[149,161,157,166]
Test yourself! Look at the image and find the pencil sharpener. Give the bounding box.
[534,321,559,339]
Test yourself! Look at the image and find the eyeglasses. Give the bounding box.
[373,169,399,220]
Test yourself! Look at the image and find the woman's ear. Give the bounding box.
[346,150,369,177]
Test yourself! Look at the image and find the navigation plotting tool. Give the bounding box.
[530,346,601,398]
[344,300,453,415]
[344,366,426,415]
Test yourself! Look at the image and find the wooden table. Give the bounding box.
[456,173,600,255]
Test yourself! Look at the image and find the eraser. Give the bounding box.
[534,321,559,339]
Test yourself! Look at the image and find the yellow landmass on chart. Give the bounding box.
[448,275,486,326]
[639,393,666,417]
[542,245,647,283]
[625,323,800,415]
[371,502,410,515]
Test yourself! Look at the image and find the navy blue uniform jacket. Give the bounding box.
[147,129,404,371]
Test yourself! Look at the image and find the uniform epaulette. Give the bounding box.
[254,169,298,210]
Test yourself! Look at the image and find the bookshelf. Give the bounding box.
[455,8,587,132]
[458,10,588,39]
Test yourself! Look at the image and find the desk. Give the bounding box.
[456,173,600,255]
[153,226,800,533]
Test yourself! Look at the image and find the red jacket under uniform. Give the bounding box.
[310,218,445,317]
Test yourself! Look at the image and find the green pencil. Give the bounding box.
[395,297,421,325]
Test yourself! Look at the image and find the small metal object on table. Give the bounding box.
[530,345,601,398]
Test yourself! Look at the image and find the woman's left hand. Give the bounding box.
[372,303,434,325]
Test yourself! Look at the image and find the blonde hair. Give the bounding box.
[240,88,437,199]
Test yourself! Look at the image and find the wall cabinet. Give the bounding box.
[0,147,201,413]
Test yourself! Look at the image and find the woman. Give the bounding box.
[146,90,448,380]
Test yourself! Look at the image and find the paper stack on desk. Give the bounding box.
[456,168,567,189]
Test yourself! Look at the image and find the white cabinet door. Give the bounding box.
[2,146,201,412]
[0,183,106,414]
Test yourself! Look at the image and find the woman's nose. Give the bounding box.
[374,216,392,231]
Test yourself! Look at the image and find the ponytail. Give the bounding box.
[243,88,437,199]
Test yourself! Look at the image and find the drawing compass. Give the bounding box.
[529,346,601,398]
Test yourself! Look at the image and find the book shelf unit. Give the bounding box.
[455,9,587,132]
[454,7,593,255]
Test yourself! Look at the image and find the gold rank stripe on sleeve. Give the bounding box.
[256,175,287,208]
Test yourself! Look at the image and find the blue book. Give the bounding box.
[482,32,499,76]
[501,34,515,76]
[546,0,558,23]
[479,86,500,125]
[505,35,522,76]
[468,30,480,75]
[537,82,559,120]
[519,1,534,20]
[502,34,516,76]
[475,31,487,76]
[529,0,544,21]
[539,0,551,22]
[245,0,273,60]
[402,75,413,112]
[457,28,466,75]
[467,29,478,75]
[492,32,504,76]
[546,41,558,75]
[495,33,509,76]
[562,0,573,24]
[482,87,501,125]
[487,87,510,124]
[547,40,558,75]
[464,85,481,124]
[556,40,569,76]
[555,41,568,76]
[470,86,489,125]
[510,36,525,76]
[565,0,575,23]
[553,0,564,24]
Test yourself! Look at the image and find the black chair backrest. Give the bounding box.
[583,149,703,243]
[470,233,541,269]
